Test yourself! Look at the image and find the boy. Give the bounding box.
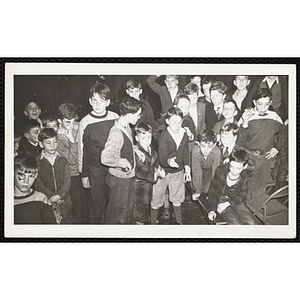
[205,81,227,131]
[33,128,73,224]
[199,76,215,105]
[219,123,239,163]
[191,130,221,201]
[188,75,204,97]
[42,113,59,132]
[237,88,287,198]
[150,107,191,225]
[14,154,57,224]
[133,122,165,224]
[207,149,259,225]
[18,119,42,157]
[101,96,142,224]
[23,101,43,128]
[126,78,159,140]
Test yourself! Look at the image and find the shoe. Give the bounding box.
[161,208,170,220]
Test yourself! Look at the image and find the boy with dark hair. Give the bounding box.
[188,75,204,98]
[199,76,215,105]
[191,130,221,201]
[219,123,239,163]
[207,149,259,225]
[150,107,191,225]
[42,113,59,132]
[101,96,142,224]
[23,100,43,128]
[14,154,56,224]
[33,128,72,224]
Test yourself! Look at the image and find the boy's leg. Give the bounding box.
[133,181,152,224]
[59,194,73,224]
[220,206,243,225]
[234,202,260,225]
[69,175,84,224]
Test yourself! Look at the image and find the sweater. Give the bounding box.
[205,103,225,132]
[18,139,42,158]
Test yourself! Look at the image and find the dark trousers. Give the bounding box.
[69,175,85,223]
[105,172,135,224]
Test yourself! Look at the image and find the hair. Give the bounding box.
[253,88,273,101]
[165,75,179,80]
[229,149,249,166]
[126,78,142,90]
[184,83,199,95]
[119,96,142,116]
[202,76,215,86]
[14,130,22,140]
[166,106,183,120]
[23,100,40,111]
[14,154,38,175]
[173,94,190,106]
[23,119,41,134]
[235,75,249,81]
[188,75,201,81]
[197,130,217,144]
[223,99,239,112]
[57,103,78,121]
[209,81,227,95]
[135,122,153,135]
[220,123,239,136]
[41,113,59,127]
[89,83,110,100]
[38,128,57,142]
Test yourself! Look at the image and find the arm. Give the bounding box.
[191,146,203,194]
[135,154,156,183]
[207,166,224,212]
[211,147,221,178]
[158,133,176,169]
[33,174,55,199]
[77,121,85,173]
[57,160,71,199]
[229,175,249,206]
[146,75,163,96]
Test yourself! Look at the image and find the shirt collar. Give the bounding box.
[262,76,279,84]
[40,150,60,161]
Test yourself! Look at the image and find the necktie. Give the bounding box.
[216,107,221,120]
[223,147,229,159]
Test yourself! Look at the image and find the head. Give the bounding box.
[253,88,273,116]
[126,78,142,100]
[89,83,111,115]
[174,94,190,116]
[164,75,179,92]
[119,96,142,125]
[202,76,215,101]
[267,76,277,80]
[189,75,202,90]
[24,101,41,120]
[57,103,78,131]
[42,113,59,132]
[228,149,249,176]
[14,154,38,195]
[220,123,238,148]
[165,107,183,133]
[197,130,217,156]
[233,76,250,91]
[38,128,58,155]
[23,119,41,144]
[135,122,153,150]
[222,99,239,120]
[210,81,227,106]
[184,83,199,105]
[14,131,22,155]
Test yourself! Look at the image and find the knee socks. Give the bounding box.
[173,205,182,224]
[150,207,159,224]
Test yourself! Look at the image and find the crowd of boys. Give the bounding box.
[13,75,288,225]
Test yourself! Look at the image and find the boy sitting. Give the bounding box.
[191,130,221,201]
[219,123,239,163]
[23,100,43,128]
[207,149,259,225]
[14,154,56,224]
[33,128,73,224]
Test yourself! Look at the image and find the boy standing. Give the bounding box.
[101,97,142,224]
[207,150,259,225]
[23,101,43,128]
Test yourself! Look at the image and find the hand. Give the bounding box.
[223,158,230,164]
[284,119,289,126]
[124,160,133,173]
[168,157,179,168]
[184,165,191,182]
[49,195,63,205]
[155,166,165,178]
[241,108,255,126]
[217,201,230,214]
[266,147,279,160]
[81,177,91,189]
[134,148,145,162]
[192,193,201,201]
[65,130,75,143]
[184,127,193,140]
[208,211,217,221]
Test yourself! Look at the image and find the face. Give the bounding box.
[211,90,226,106]
[191,76,201,89]
[267,76,277,80]
[166,115,183,133]
[126,88,142,100]
[176,98,190,116]
[199,141,215,156]
[24,102,41,120]
[89,93,110,115]
[229,161,246,177]
[25,127,40,144]
[234,76,250,90]
[202,83,212,100]
[59,118,76,132]
[40,136,58,155]
[254,97,272,115]
[164,77,178,91]
[220,131,236,147]
[222,102,237,119]
[136,132,152,150]
[14,136,21,154]
[187,92,198,105]
[14,170,37,195]
[128,108,142,125]
[45,121,59,132]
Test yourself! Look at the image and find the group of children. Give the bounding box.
[13,74,289,225]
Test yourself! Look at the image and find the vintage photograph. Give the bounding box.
[4,62,297,238]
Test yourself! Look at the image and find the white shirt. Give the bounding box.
[167,127,185,149]
[169,87,178,103]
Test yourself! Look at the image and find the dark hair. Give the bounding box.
[234,75,249,81]
[210,81,227,95]
[184,83,199,95]
[253,88,273,101]
[41,113,59,127]
[23,100,40,112]
[38,128,57,142]
[202,76,215,86]
[166,106,183,120]
[197,130,217,144]
[23,119,41,134]
[58,103,78,121]
[14,154,38,174]
[119,96,142,116]
[126,78,142,90]
[223,99,239,112]
[220,123,239,136]
[135,122,152,135]
[165,75,179,80]
[89,83,110,99]
[229,149,249,166]
[173,94,190,106]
